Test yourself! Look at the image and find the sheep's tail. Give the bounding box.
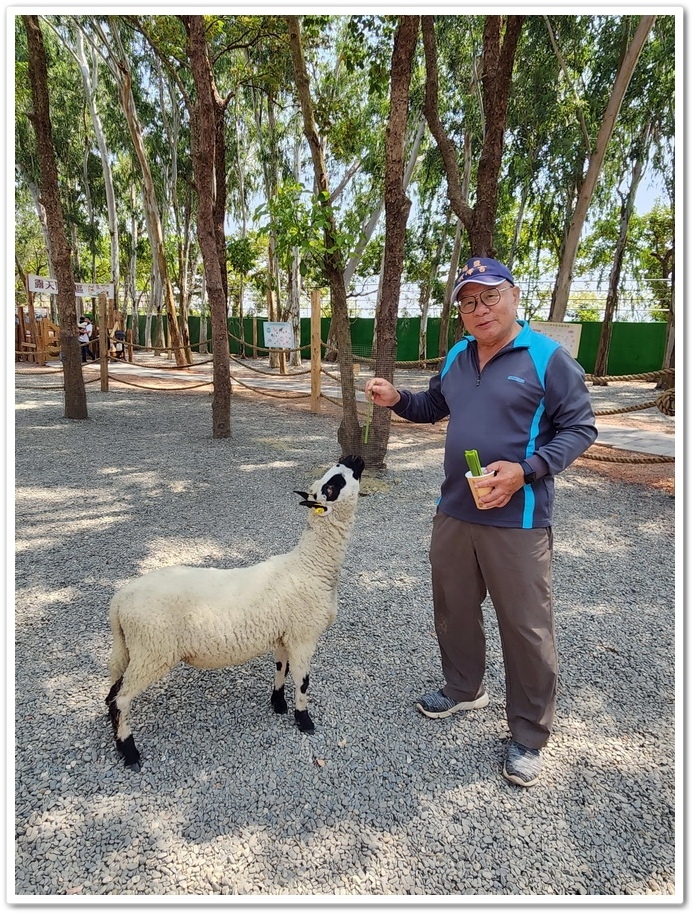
[108,598,130,683]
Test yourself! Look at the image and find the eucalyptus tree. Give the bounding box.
[181,14,231,438]
[43,17,121,310]
[16,17,96,293]
[22,15,87,418]
[75,15,188,365]
[367,15,420,467]
[422,14,524,258]
[285,13,366,455]
[546,14,656,321]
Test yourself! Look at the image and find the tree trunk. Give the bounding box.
[471,16,525,254]
[183,15,231,438]
[419,213,451,362]
[213,96,229,309]
[548,15,656,321]
[423,15,523,256]
[438,134,471,357]
[594,121,652,380]
[366,16,419,469]
[74,29,120,310]
[107,17,188,367]
[439,221,463,356]
[369,116,427,358]
[285,15,361,455]
[23,15,87,419]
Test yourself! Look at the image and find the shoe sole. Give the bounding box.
[502,765,539,787]
[416,691,489,719]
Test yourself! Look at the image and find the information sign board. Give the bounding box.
[530,321,582,359]
[263,321,294,349]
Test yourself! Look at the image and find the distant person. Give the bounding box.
[365,257,597,787]
[78,317,94,362]
[113,329,127,360]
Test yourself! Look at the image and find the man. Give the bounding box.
[366,256,597,787]
[78,316,95,362]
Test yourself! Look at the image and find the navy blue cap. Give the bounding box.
[451,257,515,304]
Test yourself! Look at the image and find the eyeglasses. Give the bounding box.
[457,283,513,314]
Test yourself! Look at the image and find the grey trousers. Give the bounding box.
[429,510,557,749]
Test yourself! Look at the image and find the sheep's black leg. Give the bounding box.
[293,674,315,734]
[106,689,141,769]
[106,677,123,743]
[116,734,141,771]
[271,647,289,714]
[105,676,123,707]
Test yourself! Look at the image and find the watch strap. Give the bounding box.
[521,460,536,484]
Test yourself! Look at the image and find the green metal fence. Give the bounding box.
[137,315,668,376]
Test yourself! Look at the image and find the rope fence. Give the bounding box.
[15,348,674,462]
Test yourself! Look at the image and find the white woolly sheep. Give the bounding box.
[105,454,365,770]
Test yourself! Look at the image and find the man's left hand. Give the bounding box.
[474,460,526,509]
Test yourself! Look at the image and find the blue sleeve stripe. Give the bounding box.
[515,327,560,528]
[441,338,471,380]
[521,399,546,528]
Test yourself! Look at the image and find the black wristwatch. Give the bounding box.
[520,460,536,485]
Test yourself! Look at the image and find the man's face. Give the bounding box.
[458,281,520,348]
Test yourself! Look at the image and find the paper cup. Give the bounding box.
[466,469,496,510]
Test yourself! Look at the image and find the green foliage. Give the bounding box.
[254,180,351,286]
[566,291,603,322]
[227,236,258,277]
[14,11,675,328]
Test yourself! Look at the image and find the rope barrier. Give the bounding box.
[229,354,311,376]
[15,384,65,390]
[584,451,674,464]
[15,367,64,375]
[594,399,662,416]
[231,375,310,399]
[584,369,672,384]
[13,358,676,425]
[106,375,214,391]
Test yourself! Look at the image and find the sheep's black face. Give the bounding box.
[295,455,364,515]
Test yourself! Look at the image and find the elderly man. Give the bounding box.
[366,256,597,786]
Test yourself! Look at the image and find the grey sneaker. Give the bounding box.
[416,688,489,719]
[503,740,542,787]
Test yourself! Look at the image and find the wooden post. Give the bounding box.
[16,306,25,361]
[252,318,258,358]
[279,349,286,375]
[126,327,134,363]
[99,292,108,391]
[310,290,321,413]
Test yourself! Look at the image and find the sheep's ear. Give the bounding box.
[294,490,310,500]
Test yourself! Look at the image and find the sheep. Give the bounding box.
[105,454,365,770]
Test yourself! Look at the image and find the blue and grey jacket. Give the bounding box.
[392,321,597,528]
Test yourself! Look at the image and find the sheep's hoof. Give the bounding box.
[271,688,288,714]
[294,710,315,733]
[116,735,141,771]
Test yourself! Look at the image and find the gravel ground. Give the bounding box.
[13,375,677,900]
